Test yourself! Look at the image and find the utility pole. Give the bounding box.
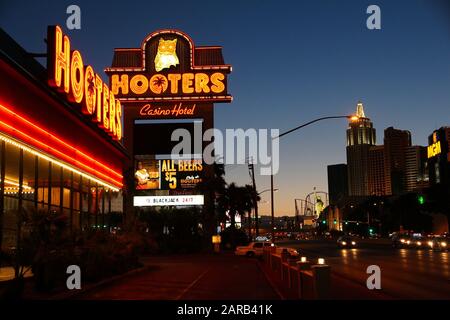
[248,161,259,237]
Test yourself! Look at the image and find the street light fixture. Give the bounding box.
[252,188,278,237]
[258,188,278,196]
[270,114,357,243]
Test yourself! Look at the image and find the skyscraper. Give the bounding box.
[368,145,386,196]
[346,102,376,196]
[405,146,429,192]
[384,127,412,195]
[327,164,348,205]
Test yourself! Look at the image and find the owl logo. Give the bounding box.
[154,38,179,72]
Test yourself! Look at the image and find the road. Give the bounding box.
[278,239,450,299]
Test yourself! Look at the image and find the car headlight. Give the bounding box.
[441,242,447,247]
[400,239,405,243]
[417,241,422,246]
[406,240,411,245]
[351,241,356,245]
[428,241,433,247]
[342,241,347,245]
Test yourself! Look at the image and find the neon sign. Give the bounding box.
[47,25,122,141]
[428,141,441,159]
[139,103,196,117]
[111,72,225,96]
[105,30,232,103]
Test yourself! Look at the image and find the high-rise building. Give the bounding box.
[427,127,450,186]
[346,102,376,196]
[405,146,429,192]
[327,164,348,205]
[384,127,412,195]
[368,145,386,196]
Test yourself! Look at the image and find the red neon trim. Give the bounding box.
[0,120,123,187]
[0,104,123,187]
[0,103,122,179]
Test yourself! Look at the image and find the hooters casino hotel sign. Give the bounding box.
[105,29,232,104]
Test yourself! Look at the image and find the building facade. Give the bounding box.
[427,127,450,186]
[327,164,348,205]
[383,127,411,195]
[346,102,376,196]
[405,146,429,192]
[368,145,386,196]
[0,27,127,250]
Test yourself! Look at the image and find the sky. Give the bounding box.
[1,0,449,216]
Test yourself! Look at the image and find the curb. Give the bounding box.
[34,265,157,300]
[256,259,286,300]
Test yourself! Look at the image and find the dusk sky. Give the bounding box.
[1,0,449,216]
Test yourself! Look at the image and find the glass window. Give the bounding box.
[2,196,18,250]
[62,168,71,209]
[37,159,49,211]
[22,151,36,202]
[50,163,62,211]
[4,143,20,198]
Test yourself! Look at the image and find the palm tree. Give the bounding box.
[152,76,166,94]
[195,163,227,246]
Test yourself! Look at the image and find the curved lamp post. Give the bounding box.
[270,115,358,242]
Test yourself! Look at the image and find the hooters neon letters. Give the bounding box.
[47,25,122,141]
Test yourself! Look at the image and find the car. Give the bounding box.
[410,235,427,249]
[337,236,357,248]
[428,236,449,251]
[275,247,300,258]
[235,241,274,257]
[391,234,412,248]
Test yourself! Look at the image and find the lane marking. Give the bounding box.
[175,268,210,300]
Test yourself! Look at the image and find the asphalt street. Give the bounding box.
[278,239,450,299]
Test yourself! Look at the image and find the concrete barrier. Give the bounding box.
[263,252,331,300]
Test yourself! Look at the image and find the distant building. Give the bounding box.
[384,127,412,195]
[346,102,376,196]
[368,145,386,195]
[405,146,429,192]
[427,127,450,186]
[327,164,348,205]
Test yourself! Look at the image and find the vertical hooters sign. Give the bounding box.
[47,25,122,141]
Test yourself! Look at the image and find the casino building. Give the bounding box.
[427,127,450,186]
[0,27,127,250]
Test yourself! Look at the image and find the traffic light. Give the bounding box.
[333,219,337,225]
[345,221,348,225]
[322,220,326,225]
[418,194,425,205]
[369,228,374,234]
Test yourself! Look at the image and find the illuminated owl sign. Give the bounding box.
[105,30,232,103]
[154,38,179,72]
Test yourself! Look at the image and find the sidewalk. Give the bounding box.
[75,253,282,300]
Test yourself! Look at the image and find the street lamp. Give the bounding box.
[270,114,357,243]
[253,188,278,237]
[258,188,278,196]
